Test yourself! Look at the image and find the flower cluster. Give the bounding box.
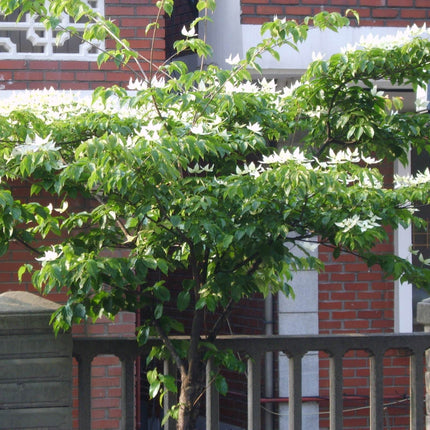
[335,213,381,233]
[394,168,430,188]
[261,147,311,166]
[12,133,57,155]
[342,24,430,53]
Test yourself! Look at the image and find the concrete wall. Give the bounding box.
[0,291,72,429]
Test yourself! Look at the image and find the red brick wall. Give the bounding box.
[319,246,395,336]
[317,160,412,429]
[240,0,430,26]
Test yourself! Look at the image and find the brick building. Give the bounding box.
[204,2,428,429]
[214,2,428,430]
[0,0,429,429]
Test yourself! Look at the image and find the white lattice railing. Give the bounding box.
[0,0,104,60]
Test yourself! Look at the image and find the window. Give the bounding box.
[0,0,104,60]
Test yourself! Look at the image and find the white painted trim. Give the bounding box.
[204,0,242,69]
[240,26,413,77]
[278,242,319,429]
[394,157,413,333]
[205,4,415,80]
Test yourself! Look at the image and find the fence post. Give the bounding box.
[0,291,72,429]
[248,352,262,430]
[163,359,177,430]
[417,297,430,430]
[206,357,219,430]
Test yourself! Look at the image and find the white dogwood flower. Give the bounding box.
[335,214,381,233]
[361,154,382,165]
[190,123,208,135]
[236,162,264,177]
[12,133,57,155]
[181,25,197,38]
[187,164,214,174]
[262,148,310,165]
[128,77,147,91]
[36,247,61,263]
[246,122,263,135]
[225,54,241,65]
[394,168,430,188]
[327,148,360,164]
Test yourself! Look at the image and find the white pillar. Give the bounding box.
[278,243,319,429]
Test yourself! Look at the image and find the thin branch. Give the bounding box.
[207,297,234,342]
[12,233,43,255]
[56,22,150,82]
[153,318,187,375]
[92,194,135,244]
[148,1,165,81]
[198,5,209,73]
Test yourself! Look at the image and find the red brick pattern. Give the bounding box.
[241,0,430,26]
[319,248,395,335]
[315,159,410,429]
[317,174,412,428]
[319,350,410,430]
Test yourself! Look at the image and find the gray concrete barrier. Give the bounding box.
[0,291,72,429]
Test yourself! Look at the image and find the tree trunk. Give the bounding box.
[177,373,193,430]
[176,364,205,430]
[176,305,206,430]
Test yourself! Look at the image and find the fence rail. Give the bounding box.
[73,333,430,430]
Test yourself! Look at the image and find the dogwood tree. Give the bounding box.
[1,0,430,428]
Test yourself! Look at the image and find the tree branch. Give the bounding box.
[207,298,234,343]
[153,318,187,376]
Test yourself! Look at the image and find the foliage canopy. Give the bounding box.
[0,0,430,427]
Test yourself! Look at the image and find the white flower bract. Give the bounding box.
[225,54,241,65]
[394,168,430,188]
[327,148,360,164]
[187,164,214,174]
[335,214,381,233]
[246,122,263,135]
[36,248,61,263]
[261,148,311,165]
[12,133,57,155]
[236,162,264,178]
[181,25,197,38]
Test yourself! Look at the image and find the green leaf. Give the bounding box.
[154,282,170,302]
[154,303,163,320]
[214,374,228,396]
[160,374,177,393]
[177,291,190,311]
[148,371,161,399]
[18,263,32,281]
[157,258,169,275]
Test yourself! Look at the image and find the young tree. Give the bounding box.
[1,1,430,428]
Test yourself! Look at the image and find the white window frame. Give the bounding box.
[0,0,104,60]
